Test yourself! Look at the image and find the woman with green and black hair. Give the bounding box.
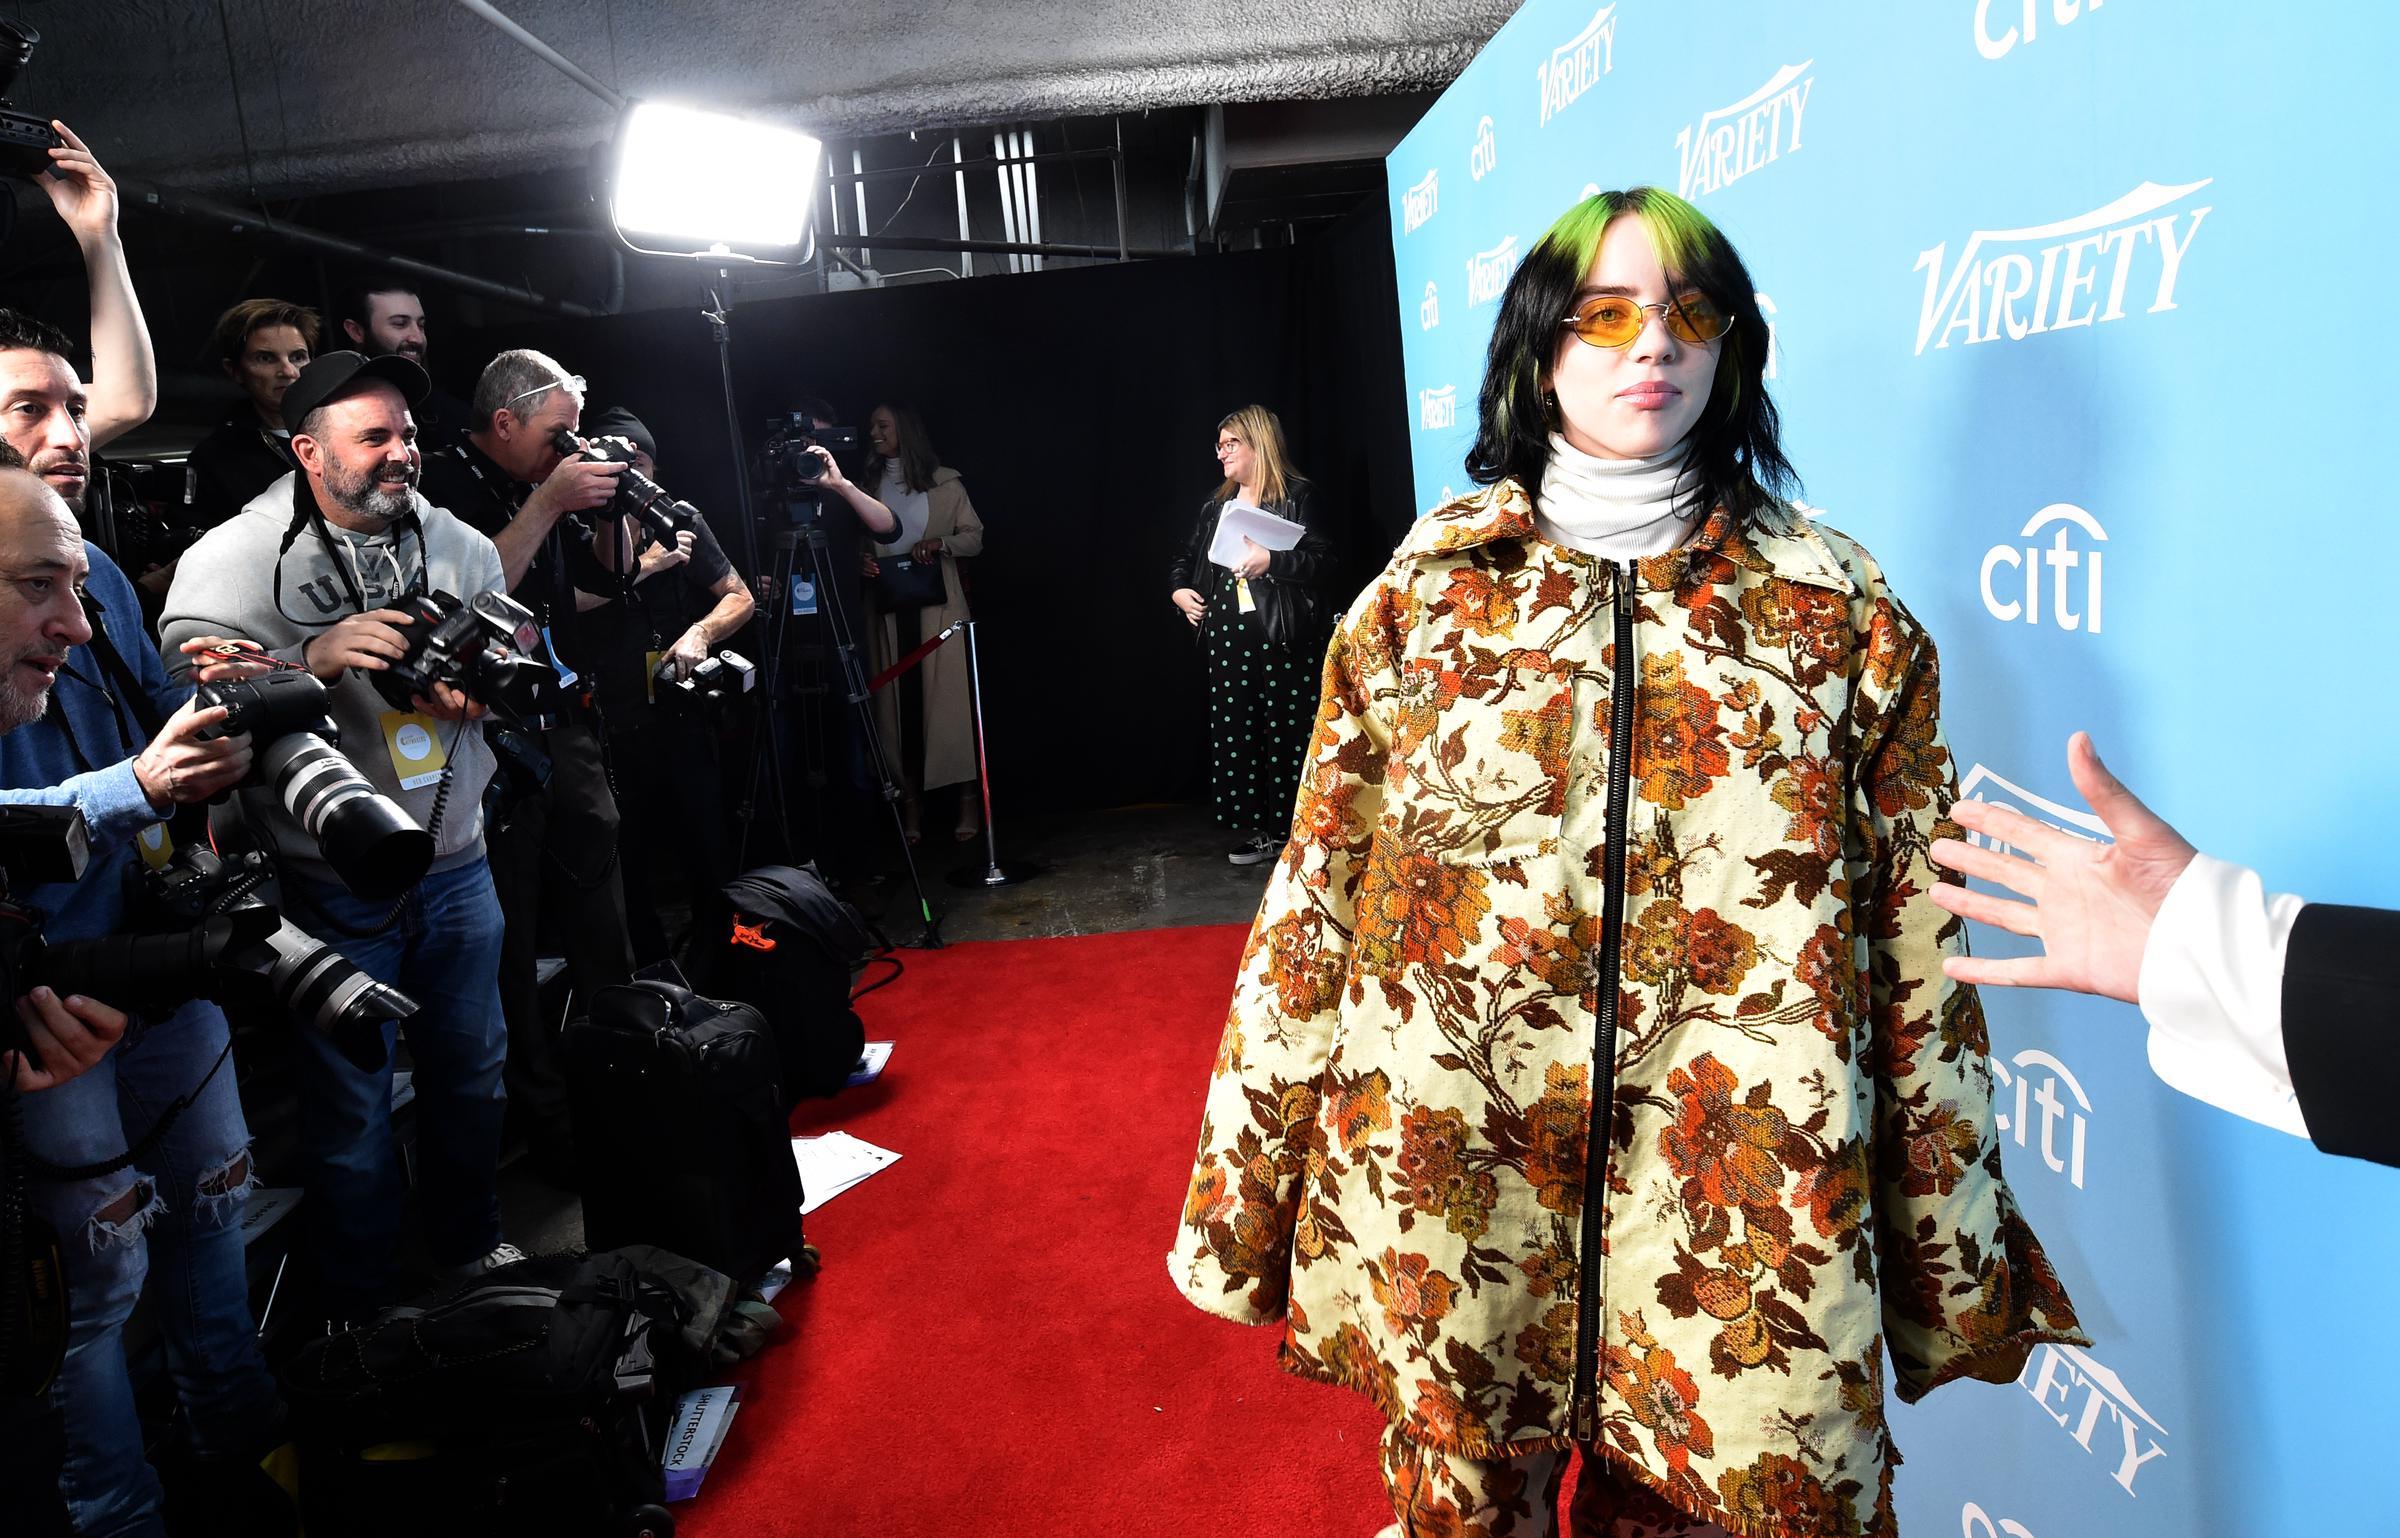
[1173,189,2083,1538]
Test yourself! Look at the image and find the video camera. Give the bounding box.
[758,415,860,499]
[195,670,433,900]
[0,20,61,182]
[548,427,698,546]
[0,806,416,1078]
[371,589,558,731]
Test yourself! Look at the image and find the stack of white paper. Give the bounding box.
[791,1131,902,1215]
[1206,503,1306,570]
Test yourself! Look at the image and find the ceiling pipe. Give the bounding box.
[448,0,627,112]
[816,232,1176,261]
[128,182,606,319]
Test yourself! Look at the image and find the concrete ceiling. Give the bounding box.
[13,0,1518,198]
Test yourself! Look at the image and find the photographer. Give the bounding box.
[760,399,898,883]
[0,463,285,1534]
[183,297,319,531]
[0,123,159,580]
[336,274,474,439]
[159,352,522,1335]
[414,350,637,1176]
[562,407,753,962]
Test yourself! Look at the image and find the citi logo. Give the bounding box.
[1420,282,1440,331]
[1957,763,2108,860]
[1755,291,1780,380]
[1961,1506,2040,1538]
[1990,1048,2089,1189]
[1676,61,1815,199]
[1980,502,2105,633]
[1537,4,1617,126]
[1403,169,1439,235]
[2018,1344,2169,1497]
[1978,0,2105,61]
[1913,179,2211,355]
[1419,386,1458,431]
[1466,237,1519,307]
[1470,116,1498,181]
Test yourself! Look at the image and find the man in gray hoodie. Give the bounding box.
[160,351,520,1325]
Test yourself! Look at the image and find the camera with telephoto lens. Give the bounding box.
[758,415,860,495]
[0,20,63,183]
[548,427,698,545]
[195,670,434,900]
[655,649,755,707]
[371,589,558,731]
[0,807,416,1078]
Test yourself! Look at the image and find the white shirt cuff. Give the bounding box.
[2138,853,2311,1138]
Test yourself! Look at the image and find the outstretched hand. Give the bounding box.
[39,121,120,246]
[1927,732,2199,1003]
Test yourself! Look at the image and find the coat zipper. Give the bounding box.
[1571,560,1638,1445]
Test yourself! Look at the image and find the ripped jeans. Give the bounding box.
[21,998,282,1538]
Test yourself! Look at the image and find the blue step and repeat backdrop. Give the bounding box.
[1387,4,2397,1535]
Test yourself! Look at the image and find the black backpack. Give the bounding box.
[284,1246,731,1538]
[562,976,808,1289]
[681,864,874,1106]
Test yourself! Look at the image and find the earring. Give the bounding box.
[1541,389,1561,430]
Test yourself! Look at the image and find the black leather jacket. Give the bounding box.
[1167,480,1336,652]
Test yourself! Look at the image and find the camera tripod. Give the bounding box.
[734,506,945,949]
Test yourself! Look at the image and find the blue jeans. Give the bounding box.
[284,855,507,1320]
[22,999,281,1538]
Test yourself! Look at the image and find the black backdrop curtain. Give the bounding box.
[457,194,1416,818]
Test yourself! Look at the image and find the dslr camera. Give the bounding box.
[0,20,62,182]
[196,670,433,900]
[548,427,697,546]
[0,806,416,1078]
[372,589,559,731]
[758,414,860,496]
[655,649,756,708]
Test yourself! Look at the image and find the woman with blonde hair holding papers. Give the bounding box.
[1168,404,1338,866]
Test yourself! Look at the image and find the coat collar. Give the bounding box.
[1400,479,1855,597]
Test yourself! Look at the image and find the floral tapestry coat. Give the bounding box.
[1169,482,2084,1538]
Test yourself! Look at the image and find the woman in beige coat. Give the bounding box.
[863,403,987,842]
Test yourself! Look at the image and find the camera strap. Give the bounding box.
[273,475,427,625]
[76,589,170,745]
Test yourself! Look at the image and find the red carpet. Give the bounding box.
[680,925,1395,1538]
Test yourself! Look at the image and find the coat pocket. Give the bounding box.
[1388,660,1574,866]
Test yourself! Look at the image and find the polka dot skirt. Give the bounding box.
[1201,576,1318,836]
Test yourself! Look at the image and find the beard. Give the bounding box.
[27,447,87,513]
[0,646,63,732]
[325,454,419,527]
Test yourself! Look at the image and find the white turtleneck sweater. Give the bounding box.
[1533,433,1704,560]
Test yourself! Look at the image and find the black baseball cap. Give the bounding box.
[584,406,656,462]
[281,350,431,436]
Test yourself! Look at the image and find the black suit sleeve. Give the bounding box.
[2280,902,2400,1167]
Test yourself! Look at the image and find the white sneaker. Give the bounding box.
[447,1241,528,1279]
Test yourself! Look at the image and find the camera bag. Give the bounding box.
[562,976,806,1289]
[283,1245,729,1538]
[680,864,874,1107]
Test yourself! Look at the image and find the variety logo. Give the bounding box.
[1403,168,1440,235]
[1676,61,1816,199]
[1977,0,2106,60]
[1420,281,1441,331]
[1961,1507,2040,1538]
[2019,1344,2170,1497]
[1755,291,1780,380]
[1466,236,1519,307]
[1419,385,1458,431]
[1957,762,2109,859]
[1538,4,1617,126]
[1913,179,2211,355]
[1470,115,1498,181]
[1980,502,2106,632]
[1991,1048,2090,1189]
